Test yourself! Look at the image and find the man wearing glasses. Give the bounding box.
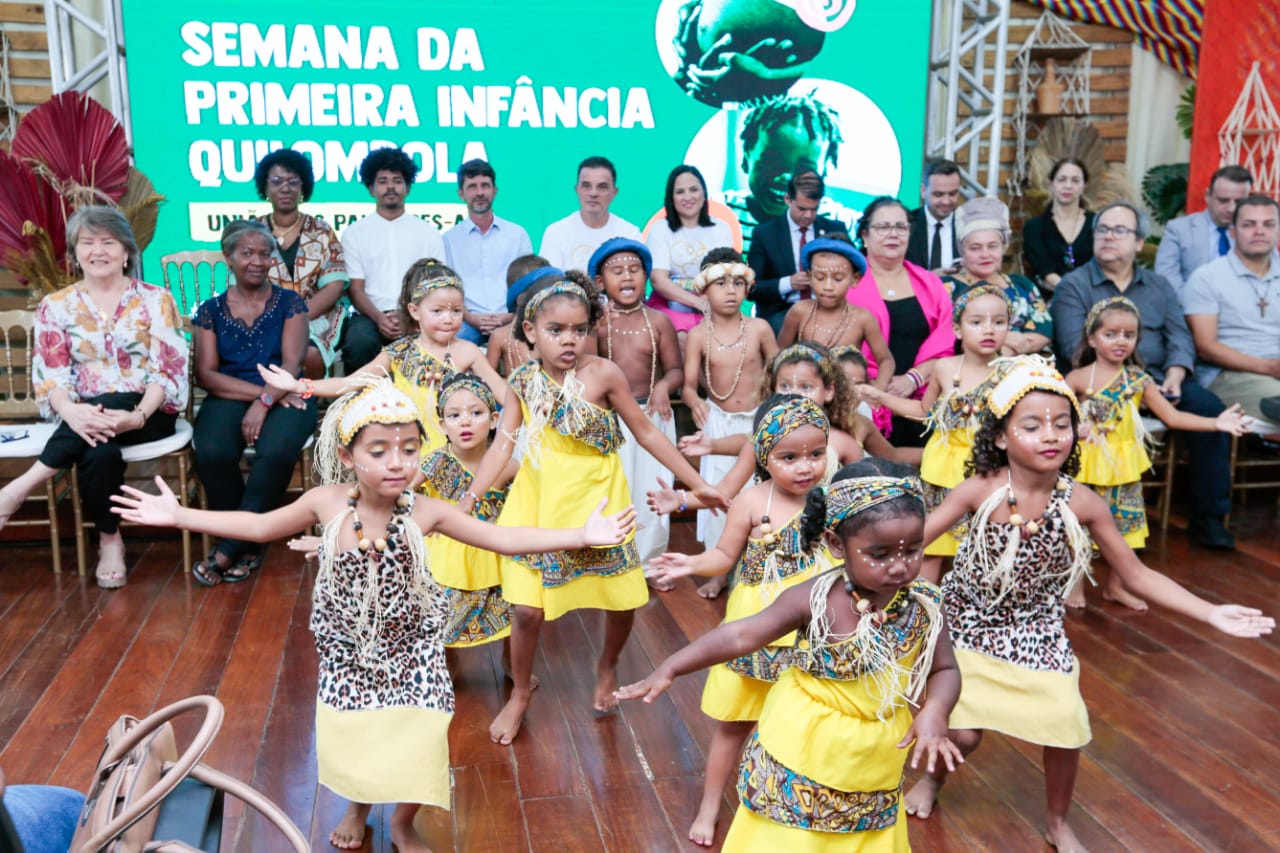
[1051,201,1236,549]
[747,170,849,335]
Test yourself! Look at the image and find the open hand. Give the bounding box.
[1216,404,1252,436]
[614,669,673,704]
[678,432,711,458]
[647,552,694,583]
[647,391,674,422]
[886,374,917,398]
[857,384,886,405]
[584,498,636,546]
[288,535,322,559]
[687,397,709,429]
[646,477,683,516]
[257,363,301,393]
[898,709,965,774]
[111,475,180,527]
[1208,604,1275,638]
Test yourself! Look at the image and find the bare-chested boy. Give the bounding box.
[486,255,557,377]
[590,238,684,589]
[681,247,778,576]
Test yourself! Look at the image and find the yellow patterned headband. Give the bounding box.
[690,262,754,295]
[952,283,1010,323]
[1085,295,1140,330]
[752,395,829,469]
[524,281,590,323]
[824,475,923,531]
[986,355,1081,418]
[410,275,464,303]
[437,373,498,418]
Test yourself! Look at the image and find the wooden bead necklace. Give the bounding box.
[704,314,749,402]
[843,579,887,627]
[1005,474,1069,536]
[801,301,853,347]
[348,486,412,554]
[606,303,658,401]
[757,482,777,545]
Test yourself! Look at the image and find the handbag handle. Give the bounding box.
[77,695,224,853]
[183,764,309,852]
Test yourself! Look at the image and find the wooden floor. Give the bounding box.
[1,508,1279,852]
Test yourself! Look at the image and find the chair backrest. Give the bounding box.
[0,310,38,420]
[161,250,228,318]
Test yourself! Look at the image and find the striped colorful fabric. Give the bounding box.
[1028,0,1203,77]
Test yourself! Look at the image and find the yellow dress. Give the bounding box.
[384,337,454,456]
[419,447,512,647]
[722,575,943,851]
[920,371,999,556]
[944,479,1091,748]
[701,510,830,722]
[496,363,645,621]
[1077,366,1152,548]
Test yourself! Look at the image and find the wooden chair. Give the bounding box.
[1228,416,1280,503]
[161,250,227,318]
[0,309,71,573]
[67,320,200,575]
[1140,416,1175,532]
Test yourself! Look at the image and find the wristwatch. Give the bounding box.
[258,392,274,408]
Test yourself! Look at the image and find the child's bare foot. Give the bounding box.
[1045,818,1087,852]
[1065,581,1086,610]
[329,802,371,849]
[687,802,719,847]
[389,809,432,853]
[594,663,620,712]
[904,776,942,819]
[1102,581,1148,612]
[490,692,531,744]
[697,576,727,599]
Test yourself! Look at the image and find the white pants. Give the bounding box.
[619,408,676,567]
[697,400,754,550]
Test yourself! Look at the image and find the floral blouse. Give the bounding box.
[256,213,349,364]
[33,279,189,420]
[944,272,1054,344]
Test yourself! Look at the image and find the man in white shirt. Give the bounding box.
[443,159,532,344]
[538,156,642,272]
[341,147,445,370]
[905,159,962,273]
[1155,164,1253,296]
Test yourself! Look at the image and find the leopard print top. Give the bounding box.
[943,480,1078,673]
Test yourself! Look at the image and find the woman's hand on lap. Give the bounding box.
[241,403,267,445]
[64,402,116,447]
[886,375,916,398]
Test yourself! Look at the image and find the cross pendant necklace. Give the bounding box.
[1260,295,1270,318]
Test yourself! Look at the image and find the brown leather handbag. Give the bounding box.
[68,695,308,853]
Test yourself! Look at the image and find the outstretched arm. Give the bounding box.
[1142,384,1250,434]
[113,476,325,542]
[259,352,393,398]
[615,579,814,703]
[421,496,635,554]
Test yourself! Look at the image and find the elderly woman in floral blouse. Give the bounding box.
[0,206,188,588]
[942,197,1053,356]
[252,147,349,377]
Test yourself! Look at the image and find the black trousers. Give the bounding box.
[1170,378,1231,519]
[193,395,318,562]
[341,312,393,374]
[38,392,177,533]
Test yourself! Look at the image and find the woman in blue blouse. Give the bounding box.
[191,219,317,584]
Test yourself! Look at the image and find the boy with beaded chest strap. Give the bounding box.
[681,248,779,552]
[591,238,685,584]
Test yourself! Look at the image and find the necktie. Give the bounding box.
[798,226,811,298]
[931,220,944,269]
[1218,225,1230,256]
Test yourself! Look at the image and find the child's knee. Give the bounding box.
[513,605,544,630]
[952,728,983,753]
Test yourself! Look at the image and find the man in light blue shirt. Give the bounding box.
[1154,164,1252,295]
[443,159,533,344]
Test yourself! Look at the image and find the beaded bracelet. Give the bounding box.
[678,489,688,512]
[299,378,315,400]
[906,369,924,391]
[465,490,480,502]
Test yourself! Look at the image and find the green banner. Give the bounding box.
[121,0,931,276]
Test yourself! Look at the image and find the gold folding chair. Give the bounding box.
[161,250,228,318]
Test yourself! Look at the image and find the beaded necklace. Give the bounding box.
[1004,473,1069,537]
[605,303,658,401]
[704,313,749,402]
[347,486,413,557]
[800,301,854,347]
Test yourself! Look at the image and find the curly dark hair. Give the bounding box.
[1074,299,1145,369]
[741,94,843,172]
[700,246,743,268]
[397,258,461,334]
[254,148,315,202]
[359,147,418,188]
[855,196,911,252]
[799,459,924,552]
[759,341,858,434]
[514,269,602,346]
[966,397,1081,478]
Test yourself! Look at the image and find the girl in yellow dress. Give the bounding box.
[1064,296,1249,610]
[621,458,965,851]
[112,375,636,853]
[261,258,514,457]
[906,356,1272,852]
[464,272,729,745]
[648,394,834,846]
[859,284,1011,580]
[419,373,517,652]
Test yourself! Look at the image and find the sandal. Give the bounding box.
[230,549,265,577]
[192,549,224,587]
[96,541,127,590]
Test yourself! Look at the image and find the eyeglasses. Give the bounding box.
[268,177,302,189]
[1095,225,1136,238]
[868,223,910,235]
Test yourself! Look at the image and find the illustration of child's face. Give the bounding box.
[743,119,830,219]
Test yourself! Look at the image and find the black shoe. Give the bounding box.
[1189,517,1236,550]
[1260,396,1280,423]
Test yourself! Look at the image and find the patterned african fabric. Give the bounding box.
[257,213,350,370]
[1028,0,1202,77]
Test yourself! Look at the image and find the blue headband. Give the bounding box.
[507,266,563,314]
[800,238,867,274]
[588,237,653,279]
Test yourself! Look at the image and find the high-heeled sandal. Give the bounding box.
[96,540,127,589]
[0,488,21,531]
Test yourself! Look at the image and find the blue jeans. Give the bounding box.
[3,785,84,853]
[456,320,485,345]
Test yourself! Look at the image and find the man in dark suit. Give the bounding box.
[905,158,962,273]
[747,171,849,335]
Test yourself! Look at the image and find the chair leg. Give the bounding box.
[44,478,61,574]
[1159,434,1174,532]
[70,466,88,577]
[197,478,210,560]
[178,452,192,572]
